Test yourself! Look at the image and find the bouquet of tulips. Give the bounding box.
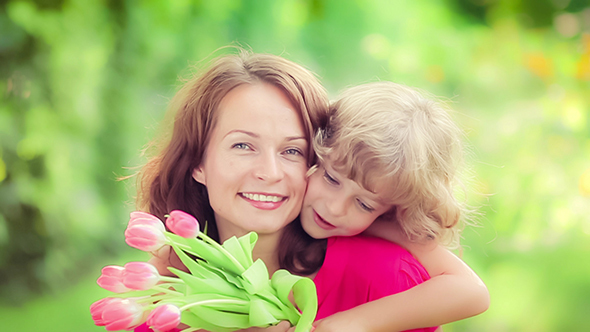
[90,210,317,332]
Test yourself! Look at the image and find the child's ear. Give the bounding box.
[192,167,206,186]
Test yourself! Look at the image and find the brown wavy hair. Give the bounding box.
[137,50,329,274]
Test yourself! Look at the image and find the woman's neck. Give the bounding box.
[251,233,282,274]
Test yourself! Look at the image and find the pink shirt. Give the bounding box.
[314,236,438,332]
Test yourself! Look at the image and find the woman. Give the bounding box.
[131,49,335,332]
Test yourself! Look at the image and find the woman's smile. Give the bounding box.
[240,192,287,210]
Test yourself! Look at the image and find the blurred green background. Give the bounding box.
[1,0,589,331]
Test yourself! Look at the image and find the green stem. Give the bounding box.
[160,276,185,284]
[152,285,183,296]
[179,299,247,312]
[109,289,159,298]
[136,294,170,304]
[198,233,246,273]
[179,328,199,332]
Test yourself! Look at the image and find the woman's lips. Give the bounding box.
[240,192,286,210]
[313,209,336,230]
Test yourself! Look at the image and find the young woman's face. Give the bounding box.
[193,83,308,241]
[300,161,392,239]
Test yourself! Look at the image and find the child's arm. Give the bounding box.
[311,222,489,332]
[316,244,488,331]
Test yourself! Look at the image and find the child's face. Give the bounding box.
[300,161,392,239]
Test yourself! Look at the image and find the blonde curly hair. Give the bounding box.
[314,81,468,248]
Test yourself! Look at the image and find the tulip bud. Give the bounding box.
[90,297,118,326]
[125,224,167,252]
[166,210,200,238]
[128,211,166,232]
[146,304,181,332]
[97,265,131,293]
[123,262,160,290]
[101,298,147,331]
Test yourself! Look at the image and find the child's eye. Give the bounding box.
[232,143,251,150]
[323,171,340,185]
[357,199,375,212]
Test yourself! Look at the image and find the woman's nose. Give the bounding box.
[254,152,284,182]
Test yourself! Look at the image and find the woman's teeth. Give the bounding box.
[241,193,283,202]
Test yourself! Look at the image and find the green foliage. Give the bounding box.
[0,0,589,331]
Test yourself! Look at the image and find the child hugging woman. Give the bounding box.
[128,50,488,332]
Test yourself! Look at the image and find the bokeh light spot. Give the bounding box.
[580,168,590,196]
[554,13,580,38]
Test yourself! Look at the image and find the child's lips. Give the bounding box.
[313,210,336,230]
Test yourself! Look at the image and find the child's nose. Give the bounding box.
[326,195,347,217]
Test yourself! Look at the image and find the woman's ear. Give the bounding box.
[192,167,206,185]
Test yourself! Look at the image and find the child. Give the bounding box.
[296,81,488,331]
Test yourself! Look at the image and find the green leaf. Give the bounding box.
[181,310,233,332]
[184,294,251,313]
[291,277,317,332]
[270,269,318,331]
[237,232,258,266]
[197,259,246,290]
[169,242,220,280]
[189,305,250,329]
[241,259,270,295]
[270,269,301,309]
[222,236,251,269]
[249,298,281,327]
[167,232,244,275]
[170,268,247,299]
[250,289,294,321]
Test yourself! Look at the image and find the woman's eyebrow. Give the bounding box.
[225,130,306,142]
[224,129,259,138]
[286,136,306,142]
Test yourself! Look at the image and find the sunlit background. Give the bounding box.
[1,0,589,331]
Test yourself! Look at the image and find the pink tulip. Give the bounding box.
[125,224,167,252]
[101,298,147,331]
[128,211,166,231]
[122,262,160,290]
[165,210,200,238]
[146,304,181,332]
[90,297,117,326]
[97,265,131,293]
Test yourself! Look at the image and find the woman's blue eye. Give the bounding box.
[232,143,250,150]
[285,148,303,156]
[324,171,339,185]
